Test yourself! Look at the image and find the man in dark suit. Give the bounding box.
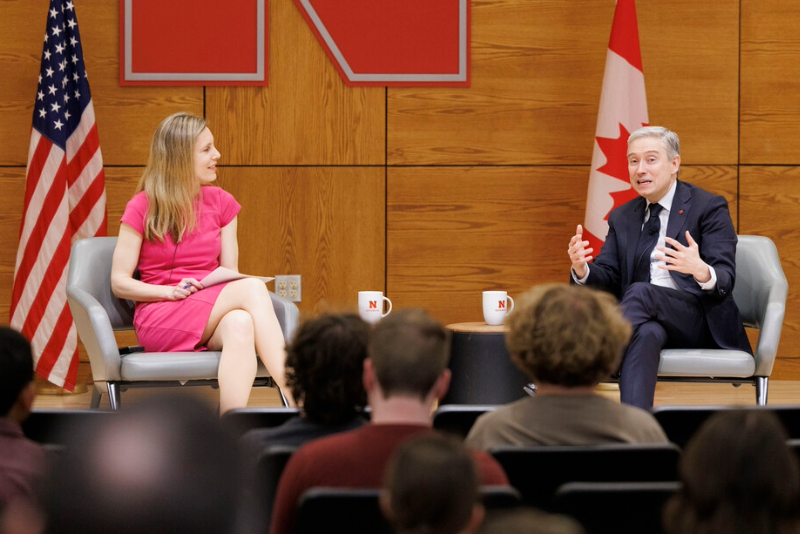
[568,126,752,409]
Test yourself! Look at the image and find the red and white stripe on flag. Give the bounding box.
[583,0,648,256]
[11,0,107,391]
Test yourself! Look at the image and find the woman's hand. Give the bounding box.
[166,278,203,301]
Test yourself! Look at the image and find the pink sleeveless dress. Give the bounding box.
[120,186,241,352]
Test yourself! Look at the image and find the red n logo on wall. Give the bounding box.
[293,0,470,87]
[120,0,469,88]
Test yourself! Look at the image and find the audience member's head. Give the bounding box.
[478,507,584,534]
[284,313,369,425]
[44,395,241,534]
[0,327,36,422]
[663,409,800,534]
[382,434,484,534]
[504,284,631,388]
[367,308,451,401]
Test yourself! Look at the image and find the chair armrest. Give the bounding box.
[67,287,123,382]
[269,291,299,343]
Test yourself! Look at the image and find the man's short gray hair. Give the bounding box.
[628,126,681,161]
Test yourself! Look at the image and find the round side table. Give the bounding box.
[442,322,530,405]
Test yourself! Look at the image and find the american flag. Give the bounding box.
[10,0,107,391]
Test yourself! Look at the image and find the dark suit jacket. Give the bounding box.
[584,180,752,354]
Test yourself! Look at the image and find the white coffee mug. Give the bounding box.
[483,291,515,326]
[358,291,393,324]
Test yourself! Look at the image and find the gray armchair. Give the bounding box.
[655,235,787,405]
[66,237,299,409]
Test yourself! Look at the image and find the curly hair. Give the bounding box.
[663,410,800,534]
[284,314,369,425]
[504,284,631,387]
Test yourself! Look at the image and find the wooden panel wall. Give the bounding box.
[388,167,589,322]
[741,0,800,164]
[206,0,384,165]
[388,0,612,165]
[639,0,740,164]
[216,167,385,314]
[2,0,800,384]
[740,0,800,372]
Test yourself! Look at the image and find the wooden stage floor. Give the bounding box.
[32,380,800,411]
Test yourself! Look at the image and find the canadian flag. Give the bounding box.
[583,0,648,255]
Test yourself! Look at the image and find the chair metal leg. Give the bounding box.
[90,386,103,409]
[277,386,289,407]
[756,376,769,406]
[107,382,121,410]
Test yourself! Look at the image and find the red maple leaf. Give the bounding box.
[595,123,639,221]
[596,123,632,185]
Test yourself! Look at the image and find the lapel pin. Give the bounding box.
[679,210,684,215]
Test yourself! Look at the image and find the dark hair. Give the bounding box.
[663,409,800,534]
[504,284,631,387]
[0,327,35,416]
[383,434,479,534]
[368,308,450,400]
[45,395,241,534]
[285,314,369,425]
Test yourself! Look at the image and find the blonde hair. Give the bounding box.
[136,112,207,242]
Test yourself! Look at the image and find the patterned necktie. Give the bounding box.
[633,203,663,283]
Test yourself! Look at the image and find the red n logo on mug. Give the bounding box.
[498,301,505,309]
[359,291,393,324]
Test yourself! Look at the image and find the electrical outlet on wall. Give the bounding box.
[274,275,301,302]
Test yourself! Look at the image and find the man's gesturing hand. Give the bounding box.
[568,224,593,279]
[656,231,711,283]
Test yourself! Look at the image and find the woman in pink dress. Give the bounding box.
[110,112,291,412]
